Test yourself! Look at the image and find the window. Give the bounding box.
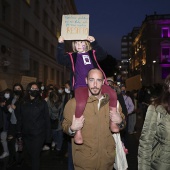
[43,37,48,52]
[34,29,39,45]
[25,0,31,5]
[56,7,60,20]
[43,10,48,26]
[50,44,54,57]
[121,42,128,45]
[56,71,59,84]
[51,68,54,80]
[1,1,11,24]
[34,0,40,16]
[32,60,39,79]
[162,47,170,63]
[51,0,55,13]
[162,67,170,79]
[56,28,60,39]
[162,28,169,38]
[51,20,55,33]
[44,65,48,84]
[23,19,29,37]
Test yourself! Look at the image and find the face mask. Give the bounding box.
[4,93,10,99]
[41,86,44,90]
[14,90,22,96]
[65,88,70,94]
[121,90,126,95]
[147,90,151,94]
[58,89,63,94]
[29,90,39,98]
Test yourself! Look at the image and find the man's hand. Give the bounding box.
[70,115,85,131]
[109,110,122,124]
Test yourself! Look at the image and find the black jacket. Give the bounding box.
[16,98,51,143]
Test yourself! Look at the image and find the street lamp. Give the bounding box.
[152,60,156,84]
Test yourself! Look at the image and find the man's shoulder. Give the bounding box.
[66,97,76,106]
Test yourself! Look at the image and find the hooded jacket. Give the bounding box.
[62,94,126,170]
[138,105,170,170]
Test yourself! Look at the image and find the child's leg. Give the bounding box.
[75,87,88,118]
[102,85,120,132]
[74,87,88,144]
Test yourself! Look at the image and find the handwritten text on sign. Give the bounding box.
[61,14,89,40]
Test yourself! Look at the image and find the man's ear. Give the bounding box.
[102,80,104,85]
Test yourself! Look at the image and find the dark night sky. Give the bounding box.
[74,0,170,60]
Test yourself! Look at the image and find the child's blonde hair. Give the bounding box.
[72,40,92,52]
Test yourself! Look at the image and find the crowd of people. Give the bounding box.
[0,81,73,170]
[0,33,170,170]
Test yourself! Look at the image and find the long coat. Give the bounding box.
[138,105,170,170]
[62,94,125,170]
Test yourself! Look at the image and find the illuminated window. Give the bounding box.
[162,47,170,63]
[162,28,169,38]
[25,0,31,5]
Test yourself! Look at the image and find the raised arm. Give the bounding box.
[56,36,71,66]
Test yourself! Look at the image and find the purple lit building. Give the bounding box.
[124,13,170,86]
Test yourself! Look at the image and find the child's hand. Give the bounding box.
[70,115,85,131]
[58,36,64,43]
[109,110,122,124]
[87,36,95,43]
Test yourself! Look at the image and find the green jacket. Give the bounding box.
[62,94,125,170]
[138,105,170,170]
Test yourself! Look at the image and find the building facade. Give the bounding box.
[0,0,77,89]
[121,13,170,86]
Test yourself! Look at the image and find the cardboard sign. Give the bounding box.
[61,14,89,40]
[0,80,8,91]
[21,76,37,90]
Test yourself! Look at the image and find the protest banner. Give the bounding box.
[61,14,89,40]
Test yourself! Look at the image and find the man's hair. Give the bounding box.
[87,68,104,79]
[72,40,92,52]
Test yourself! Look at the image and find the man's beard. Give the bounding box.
[89,87,101,96]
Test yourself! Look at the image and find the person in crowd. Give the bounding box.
[0,94,4,131]
[57,35,118,144]
[16,82,51,170]
[37,82,47,99]
[107,78,128,149]
[62,80,74,170]
[138,74,170,170]
[0,88,13,159]
[62,68,126,170]
[107,78,128,118]
[46,90,63,155]
[7,83,24,168]
[42,84,55,151]
[120,85,135,134]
